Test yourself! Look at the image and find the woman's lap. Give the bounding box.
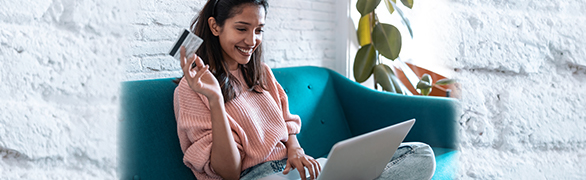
[240,159,288,180]
[240,142,435,180]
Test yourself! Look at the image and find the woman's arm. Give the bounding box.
[180,47,241,179]
[208,97,242,180]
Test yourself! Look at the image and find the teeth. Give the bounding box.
[237,47,253,54]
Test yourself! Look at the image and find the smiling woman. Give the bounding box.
[189,0,268,102]
[174,0,322,180]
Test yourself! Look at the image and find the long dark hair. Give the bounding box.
[184,0,269,103]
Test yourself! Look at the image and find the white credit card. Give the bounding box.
[168,29,203,61]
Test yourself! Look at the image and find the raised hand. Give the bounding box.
[180,46,223,102]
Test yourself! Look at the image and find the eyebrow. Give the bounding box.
[235,21,265,27]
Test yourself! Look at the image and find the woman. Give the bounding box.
[174,0,436,179]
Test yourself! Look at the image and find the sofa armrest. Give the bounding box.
[120,78,197,180]
[328,70,460,150]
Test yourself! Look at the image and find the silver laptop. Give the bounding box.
[260,119,416,180]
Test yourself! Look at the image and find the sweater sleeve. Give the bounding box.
[173,78,243,180]
[277,82,302,135]
[263,64,302,135]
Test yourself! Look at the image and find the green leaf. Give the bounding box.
[382,61,395,76]
[435,78,456,85]
[416,74,432,96]
[416,81,432,95]
[401,0,414,9]
[420,74,432,83]
[372,23,402,60]
[420,87,431,96]
[416,80,432,89]
[357,14,373,47]
[353,44,377,83]
[389,73,404,94]
[381,63,404,94]
[356,0,382,17]
[386,0,413,38]
[382,0,397,14]
[373,64,397,93]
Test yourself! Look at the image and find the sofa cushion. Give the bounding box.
[431,147,458,180]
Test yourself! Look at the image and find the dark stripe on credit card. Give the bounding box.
[169,29,190,56]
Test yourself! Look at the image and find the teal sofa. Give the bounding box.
[119,66,459,180]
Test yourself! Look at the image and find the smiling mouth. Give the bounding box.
[237,46,253,55]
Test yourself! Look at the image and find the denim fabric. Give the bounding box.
[240,142,435,180]
[375,142,436,180]
[240,159,288,180]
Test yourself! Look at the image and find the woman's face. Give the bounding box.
[212,4,265,70]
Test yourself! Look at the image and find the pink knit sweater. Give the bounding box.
[173,63,301,180]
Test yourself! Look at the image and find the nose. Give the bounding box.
[244,31,256,47]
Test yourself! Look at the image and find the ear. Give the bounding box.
[208,17,220,36]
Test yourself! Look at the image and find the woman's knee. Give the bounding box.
[401,142,436,168]
[402,142,434,156]
[377,142,436,180]
[407,142,436,177]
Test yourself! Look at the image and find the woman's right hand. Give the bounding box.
[180,46,223,102]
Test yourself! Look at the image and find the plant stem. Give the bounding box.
[374,75,378,90]
[378,54,381,65]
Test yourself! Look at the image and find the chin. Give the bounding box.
[235,55,252,65]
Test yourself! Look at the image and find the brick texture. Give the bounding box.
[126,0,339,81]
[415,0,586,179]
[0,0,134,179]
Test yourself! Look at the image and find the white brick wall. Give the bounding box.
[422,0,586,179]
[0,0,133,179]
[126,0,341,81]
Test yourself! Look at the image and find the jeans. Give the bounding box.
[239,142,436,180]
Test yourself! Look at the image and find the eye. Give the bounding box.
[237,28,246,32]
[255,29,264,34]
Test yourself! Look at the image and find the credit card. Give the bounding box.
[169,29,203,61]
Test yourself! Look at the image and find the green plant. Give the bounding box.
[353,0,455,96]
[353,0,414,94]
[416,74,456,96]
